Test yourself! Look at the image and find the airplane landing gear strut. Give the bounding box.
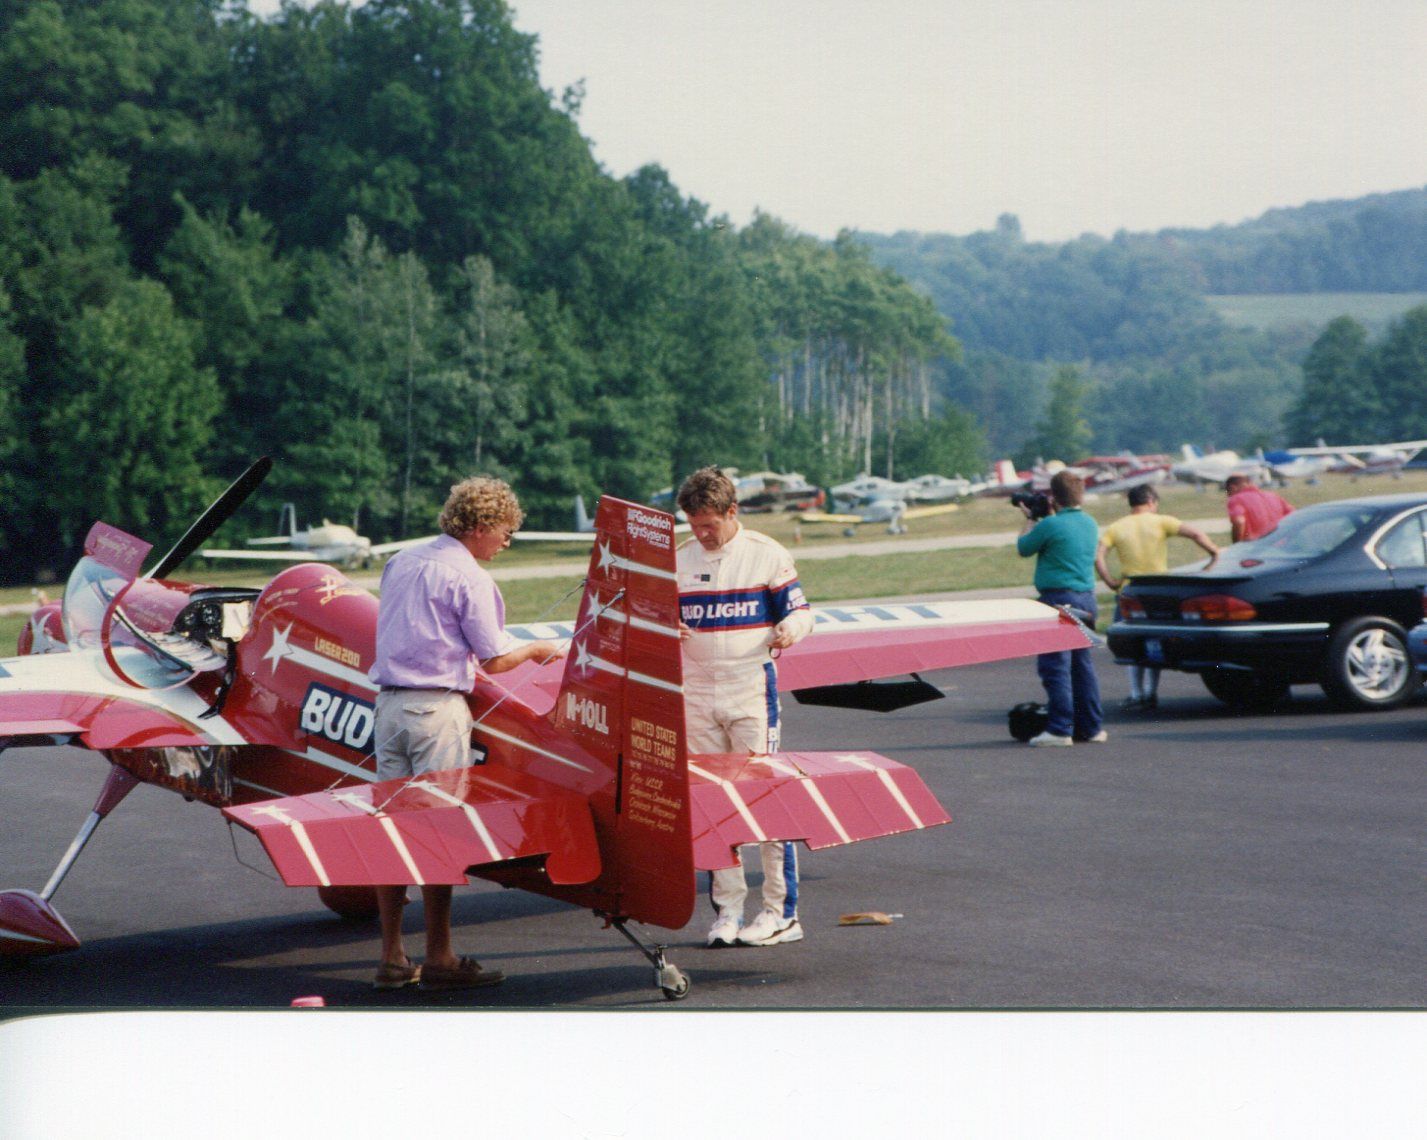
[600,913,691,1001]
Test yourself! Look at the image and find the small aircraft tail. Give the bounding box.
[573,494,593,534]
[546,496,693,928]
[992,458,1018,486]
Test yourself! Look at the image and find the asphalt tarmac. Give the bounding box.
[3,651,1425,1014]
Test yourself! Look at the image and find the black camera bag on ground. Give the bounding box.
[1008,701,1049,742]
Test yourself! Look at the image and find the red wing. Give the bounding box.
[0,650,245,749]
[223,763,601,888]
[773,599,1088,691]
[687,750,949,870]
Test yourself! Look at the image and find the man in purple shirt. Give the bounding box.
[369,476,565,992]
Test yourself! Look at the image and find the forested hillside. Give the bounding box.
[862,189,1427,463]
[0,0,970,581]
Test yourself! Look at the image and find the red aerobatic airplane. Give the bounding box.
[0,460,1086,998]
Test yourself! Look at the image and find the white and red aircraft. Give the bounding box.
[0,460,1086,998]
[1283,439,1427,479]
[201,498,598,568]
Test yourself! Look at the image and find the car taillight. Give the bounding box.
[1118,596,1147,620]
[1180,595,1257,622]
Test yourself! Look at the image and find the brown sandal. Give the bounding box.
[419,956,505,991]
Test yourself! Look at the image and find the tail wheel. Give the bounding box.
[1200,668,1290,711]
[1320,617,1420,710]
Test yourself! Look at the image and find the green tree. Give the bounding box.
[872,405,986,481]
[1369,305,1427,441]
[45,277,220,551]
[281,218,444,538]
[1283,316,1373,444]
[1017,365,1093,466]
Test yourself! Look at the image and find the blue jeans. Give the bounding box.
[1035,589,1103,738]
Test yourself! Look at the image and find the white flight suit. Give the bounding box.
[678,523,814,922]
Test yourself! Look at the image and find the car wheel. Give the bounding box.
[1200,667,1290,711]
[1320,617,1420,710]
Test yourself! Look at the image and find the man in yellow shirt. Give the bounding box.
[1096,485,1220,709]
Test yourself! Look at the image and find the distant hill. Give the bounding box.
[1150,186,1427,294]
[854,187,1427,457]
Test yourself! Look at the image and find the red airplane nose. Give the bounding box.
[0,889,81,958]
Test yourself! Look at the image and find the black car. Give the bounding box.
[1107,494,1427,711]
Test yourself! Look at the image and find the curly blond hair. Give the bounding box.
[439,476,525,538]
[676,465,737,516]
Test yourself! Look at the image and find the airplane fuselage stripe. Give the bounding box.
[479,724,592,772]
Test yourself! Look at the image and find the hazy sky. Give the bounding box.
[250,1,1427,242]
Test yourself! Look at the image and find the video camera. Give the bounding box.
[1010,489,1053,520]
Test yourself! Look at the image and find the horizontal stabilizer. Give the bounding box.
[223,763,601,888]
[687,749,949,869]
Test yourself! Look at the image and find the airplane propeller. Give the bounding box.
[146,456,273,579]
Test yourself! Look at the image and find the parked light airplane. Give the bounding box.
[1171,445,1268,487]
[0,459,1085,998]
[202,498,599,567]
[1284,439,1427,479]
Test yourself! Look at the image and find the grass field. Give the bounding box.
[1207,292,1427,331]
[7,469,1427,643]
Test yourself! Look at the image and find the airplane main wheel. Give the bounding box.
[659,965,691,1001]
[317,885,381,920]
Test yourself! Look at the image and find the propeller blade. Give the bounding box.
[146,456,273,579]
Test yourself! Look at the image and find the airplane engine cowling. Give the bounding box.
[226,564,381,756]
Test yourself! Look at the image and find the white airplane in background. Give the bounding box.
[904,473,974,502]
[829,474,915,509]
[202,498,599,567]
[1171,445,1268,488]
[1284,439,1427,479]
[1257,449,1335,484]
[797,497,960,537]
[1075,453,1172,497]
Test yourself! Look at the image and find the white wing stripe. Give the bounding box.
[688,761,768,842]
[412,780,502,863]
[378,816,425,886]
[251,805,331,887]
[833,753,925,829]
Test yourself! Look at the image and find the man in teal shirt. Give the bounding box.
[1015,470,1105,746]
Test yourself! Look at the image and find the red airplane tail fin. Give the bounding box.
[546,496,694,928]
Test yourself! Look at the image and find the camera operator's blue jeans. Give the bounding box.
[1035,589,1103,739]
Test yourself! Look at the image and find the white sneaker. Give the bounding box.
[706,911,742,948]
[1082,729,1109,743]
[737,908,804,946]
[1028,731,1073,747]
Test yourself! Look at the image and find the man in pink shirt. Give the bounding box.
[368,476,565,992]
[1225,474,1294,542]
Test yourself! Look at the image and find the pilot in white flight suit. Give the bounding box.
[675,466,814,948]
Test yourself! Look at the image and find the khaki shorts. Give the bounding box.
[373,689,474,781]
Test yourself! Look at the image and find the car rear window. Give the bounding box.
[1234,504,1380,558]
